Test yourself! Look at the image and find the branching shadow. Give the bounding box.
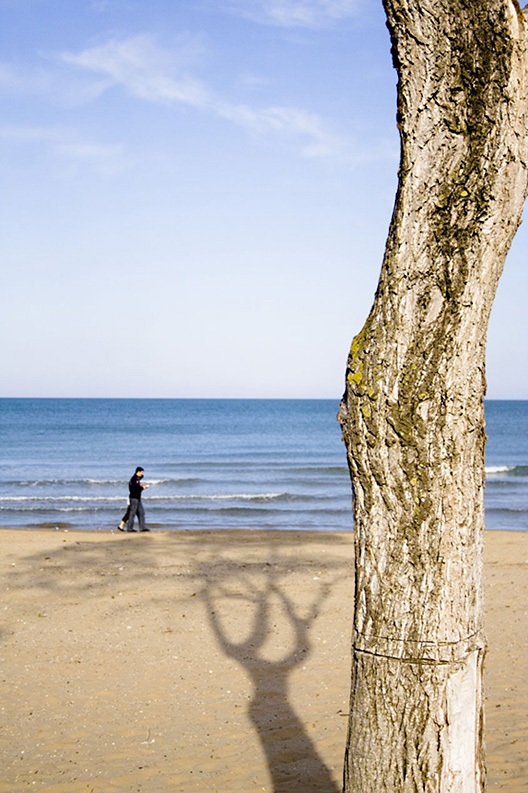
[190,536,346,793]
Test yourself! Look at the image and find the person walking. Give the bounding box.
[120,466,149,532]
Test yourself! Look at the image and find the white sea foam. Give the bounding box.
[0,496,125,502]
[149,493,284,501]
[0,492,285,503]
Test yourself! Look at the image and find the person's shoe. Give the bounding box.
[126,528,137,532]
[117,523,126,531]
[139,528,150,532]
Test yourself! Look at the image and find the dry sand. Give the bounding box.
[0,528,526,793]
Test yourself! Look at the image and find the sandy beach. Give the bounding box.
[0,528,526,793]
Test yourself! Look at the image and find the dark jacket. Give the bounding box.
[129,474,143,500]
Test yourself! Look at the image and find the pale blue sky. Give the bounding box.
[1,0,526,398]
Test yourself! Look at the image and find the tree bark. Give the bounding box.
[338,2,528,791]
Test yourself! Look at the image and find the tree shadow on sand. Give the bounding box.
[4,528,351,792]
[187,532,348,793]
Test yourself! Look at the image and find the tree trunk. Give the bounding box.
[338,2,528,791]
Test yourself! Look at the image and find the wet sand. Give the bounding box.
[0,528,526,792]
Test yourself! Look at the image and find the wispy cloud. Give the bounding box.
[59,34,346,158]
[60,34,210,108]
[56,141,126,175]
[215,100,344,157]
[1,33,389,164]
[0,59,117,107]
[223,0,364,29]
[0,62,50,94]
[90,0,118,10]
[0,124,127,175]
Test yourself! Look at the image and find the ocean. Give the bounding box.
[0,399,526,532]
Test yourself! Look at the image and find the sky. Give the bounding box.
[0,0,526,399]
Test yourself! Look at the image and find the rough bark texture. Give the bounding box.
[338,2,528,791]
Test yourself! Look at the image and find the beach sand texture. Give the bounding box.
[0,528,526,793]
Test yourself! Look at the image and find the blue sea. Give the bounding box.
[0,399,526,532]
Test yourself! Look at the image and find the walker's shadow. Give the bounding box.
[194,544,343,793]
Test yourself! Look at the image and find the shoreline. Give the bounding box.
[1,528,526,792]
[4,523,528,533]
